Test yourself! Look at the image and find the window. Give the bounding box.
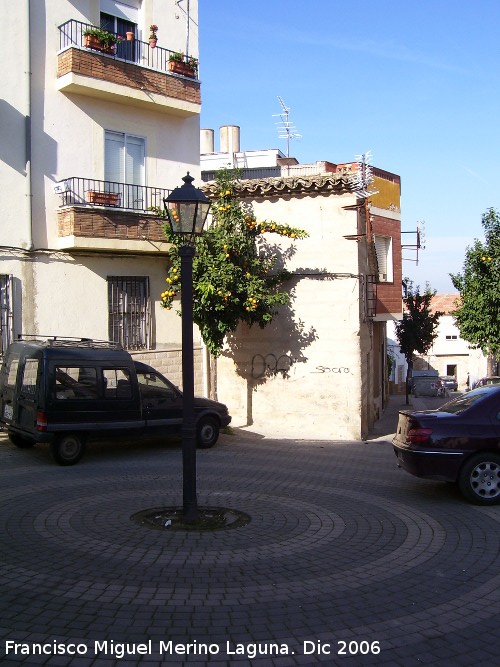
[20,359,39,398]
[108,276,149,350]
[137,371,178,401]
[105,131,145,209]
[100,10,137,61]
[0,275,13,356]
[55,367,98,400]
[103,368,132,398]
[445,335,458,340]
[374,236,393,282]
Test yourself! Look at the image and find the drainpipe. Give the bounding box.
[25,0,33,250]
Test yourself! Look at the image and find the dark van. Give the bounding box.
[0,337,231,465]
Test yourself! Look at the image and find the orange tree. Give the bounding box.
[157,168,307,356]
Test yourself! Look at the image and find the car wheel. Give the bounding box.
[196,416,219,449]
[458,453,500,505]
[50,434,86,466]
[8,432,35,448]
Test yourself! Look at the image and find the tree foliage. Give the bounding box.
[394,280,441,401]
[450,207,500,356]
[157,168,308,357]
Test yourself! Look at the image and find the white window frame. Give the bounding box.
[374,235,393,283]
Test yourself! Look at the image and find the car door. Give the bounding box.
[136,370,183,436]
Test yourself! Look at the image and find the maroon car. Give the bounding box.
[393,386,500,505]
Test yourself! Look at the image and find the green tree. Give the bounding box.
[450,208,500,369]
[158,168,307,357]
[394,280,442,403]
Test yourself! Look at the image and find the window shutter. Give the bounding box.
[105,131,125,184]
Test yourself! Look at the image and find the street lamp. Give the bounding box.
[164,173,211,523]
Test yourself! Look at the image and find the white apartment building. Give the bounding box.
[1,0,202,387]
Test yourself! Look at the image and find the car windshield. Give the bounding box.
[439,388,491,414]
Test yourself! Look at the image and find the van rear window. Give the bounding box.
[55,367,98,400]
[4,353,20,388]
[20,359,39,397]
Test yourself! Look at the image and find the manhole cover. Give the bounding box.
[131,506,251,531]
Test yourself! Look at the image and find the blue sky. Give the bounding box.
[197,0,500,294]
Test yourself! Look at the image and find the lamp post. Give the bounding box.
[164,173,211,523]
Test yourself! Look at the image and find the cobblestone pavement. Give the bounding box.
[1,396,499,667]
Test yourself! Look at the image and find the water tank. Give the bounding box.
[220,125,240,154]
[200,128,215,154]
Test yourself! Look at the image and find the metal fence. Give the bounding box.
[58,19,199,79]
[55,177,171,213]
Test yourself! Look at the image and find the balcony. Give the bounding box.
[56,20,201,115]
[56,177,171,254]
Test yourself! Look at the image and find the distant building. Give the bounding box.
[388,294,489,391]
[202,126,403,439]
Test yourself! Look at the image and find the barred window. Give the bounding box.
[107,276,149,350]
[0,275,13,356]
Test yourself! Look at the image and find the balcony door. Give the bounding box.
[100,11,136,61]
[105,131,145,210]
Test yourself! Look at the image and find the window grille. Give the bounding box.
[107,276,149,350]
[0,275,13,356]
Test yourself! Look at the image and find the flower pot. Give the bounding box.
[84,34,115,54]
[168,60,196,78]
[86,191,120,206]
[126,31,134,41]
[149,38,157,48]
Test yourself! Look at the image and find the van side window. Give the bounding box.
[55,367,98,399]
[20,359,39,397]
[103,368,132,399]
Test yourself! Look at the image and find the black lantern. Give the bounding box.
[164,172,211,244]
[163,173,211,524]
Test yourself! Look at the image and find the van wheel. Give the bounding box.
[8,432,35,448]
[51,434,86,466]
[196,416,219,449]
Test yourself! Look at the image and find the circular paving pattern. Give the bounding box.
[1,434,500,665]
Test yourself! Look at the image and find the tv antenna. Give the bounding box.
[273,96,301,157]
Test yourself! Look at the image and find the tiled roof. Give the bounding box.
[430,294,461,314]
[204,173,356,198]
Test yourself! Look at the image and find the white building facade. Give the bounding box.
[202,127,404,439]
[1,0,203,388]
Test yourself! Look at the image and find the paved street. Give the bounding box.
[1,394,499,666]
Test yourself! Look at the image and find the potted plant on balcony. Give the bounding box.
[83,27,122,54]
[168,52,198,77]
[86,190,120,206]
[149,24,158,48]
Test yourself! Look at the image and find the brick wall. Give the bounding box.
[57,48,201,106]
[372,215,403,316]
[58,207,166,242]
[130,347,204,394]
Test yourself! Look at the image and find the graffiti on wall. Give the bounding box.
[312,366,352,374]
[251,354,295,379]
[251,353,352,379]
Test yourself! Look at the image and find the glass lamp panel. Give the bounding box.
[194,202,211,235]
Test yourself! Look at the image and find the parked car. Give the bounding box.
[473,376,500,389]
[410,375,442,397]
[439,376,458,392]
[0,337,231,465]
[393,386,500,505]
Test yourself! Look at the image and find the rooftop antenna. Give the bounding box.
[273,96,301,157]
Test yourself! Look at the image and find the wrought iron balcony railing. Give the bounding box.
[58,19,199,80]
[55,177,171,213]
